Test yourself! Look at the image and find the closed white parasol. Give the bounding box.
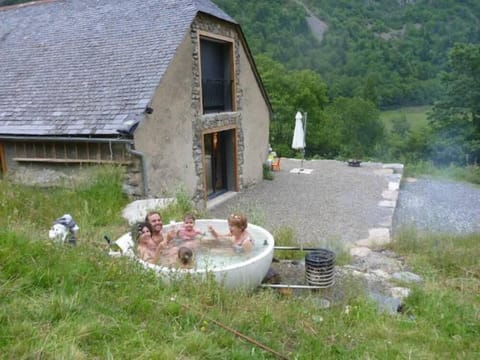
[292,111,308,169]
[292,111,305,150]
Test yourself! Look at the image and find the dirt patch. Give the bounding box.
[306,13,328,43]
[293,0,328,43]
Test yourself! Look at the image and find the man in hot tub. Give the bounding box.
[145,211,175,250]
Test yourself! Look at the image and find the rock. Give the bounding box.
[370,269,390,279]
[388,181,400,191]
[122,183,137,197]
[378,200,396,208]
[381,190,399,201]
[352,251,404,273]
[122,198,175,225]
[383,163,404,174]
[262,267,282,284]
[391,271,422,283]
[369,291,402,314]
[350,246,371,257]
[374,168,393,175]
[356,228,391,247]
[390,287,411,299]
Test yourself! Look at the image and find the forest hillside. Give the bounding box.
[213,0,480,108]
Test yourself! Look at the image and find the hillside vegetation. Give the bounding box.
[214,0,480,108]
[213,0,480,167]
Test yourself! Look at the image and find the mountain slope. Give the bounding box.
[213,0,480,107]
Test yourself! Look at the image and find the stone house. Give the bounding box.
[0,0,271,207]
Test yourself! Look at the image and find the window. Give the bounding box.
[200,37,234,113]
[10,141,130,164]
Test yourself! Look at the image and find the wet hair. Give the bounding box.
[133,221,153,241]
[227,213,248,231]
[145,210,162,223]
[183,213,196,222]
[178,246,193,265]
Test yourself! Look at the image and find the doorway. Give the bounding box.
[204,129,236,199]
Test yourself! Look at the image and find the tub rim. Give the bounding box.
[116,219,275,275]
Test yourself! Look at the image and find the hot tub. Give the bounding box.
[113,219,275,290]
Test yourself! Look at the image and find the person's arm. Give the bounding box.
[137,244,146,260]
[152,241,166,264]
[208,225,235,242]
[164,230,175,244]
[242,239,254,252]
[208,225,219,239]
[241,232,254,252]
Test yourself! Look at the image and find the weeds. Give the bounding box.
[404,161,480,185]
[263,164,274,180]
[1,177,479,358]
[147,185,209,225]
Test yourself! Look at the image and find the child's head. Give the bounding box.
[183,213,196,223]
[183,213,196,229]
[227,213,248,231]
[178,246,193,265]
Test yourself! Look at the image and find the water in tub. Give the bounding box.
[158,222,268,269]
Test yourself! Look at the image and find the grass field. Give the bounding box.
[380,105,431,132]
[1,166,479,359]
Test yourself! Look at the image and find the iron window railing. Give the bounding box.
[202,79,232,112]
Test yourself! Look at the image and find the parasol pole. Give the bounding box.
[302,113,309,251]
[301,112,307,170]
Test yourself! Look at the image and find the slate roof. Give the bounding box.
[0,0,236,137]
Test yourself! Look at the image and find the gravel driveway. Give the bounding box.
[209,158,397,250]
[393,177,480,235]
[210,159,480,251]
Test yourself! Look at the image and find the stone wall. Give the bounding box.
[190,15,246,206]
[2,140,142,196]
[188,15,270,205]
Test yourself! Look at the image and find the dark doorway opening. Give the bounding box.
[204,129,236,199]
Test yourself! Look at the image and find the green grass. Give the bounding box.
[380,105,431,132]
[1,170,479,359]
[404,162,480,184]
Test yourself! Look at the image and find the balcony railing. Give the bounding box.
[202,79,232,113]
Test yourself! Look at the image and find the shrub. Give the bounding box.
[263,164,274,180]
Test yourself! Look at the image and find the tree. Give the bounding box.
[429,43,480,164]
[325,97,384,159]
[255,54,329,158]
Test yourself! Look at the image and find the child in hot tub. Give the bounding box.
[176,213,203,242]
[208,213,254,253]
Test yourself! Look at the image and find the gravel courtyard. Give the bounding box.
[209,158,399,251]
[210,159,480,252]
